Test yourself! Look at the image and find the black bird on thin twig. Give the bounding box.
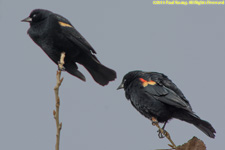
[118,70,216,139]
[22,9,116,86]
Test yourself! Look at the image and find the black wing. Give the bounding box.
[142,72,192,111]
[53,14,99,58]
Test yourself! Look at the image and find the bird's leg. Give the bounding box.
[151,117,176,149]
[57,52,66,71]
[157,121,167,138]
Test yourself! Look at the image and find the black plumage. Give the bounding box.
[118,70,216,138]
[22,9,116,86]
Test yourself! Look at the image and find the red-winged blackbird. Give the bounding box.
[22,9,116,86]
[117,70,216,138]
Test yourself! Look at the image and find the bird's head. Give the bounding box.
[117,70,143,90]
[21,9,52,26]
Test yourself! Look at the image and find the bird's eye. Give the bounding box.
[123,79,127,83]
[32,14,37,18]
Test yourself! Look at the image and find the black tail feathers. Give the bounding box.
[175,111,216,138]
[84,62,117,86]
[194,119,216,138]
[78,55,117,86]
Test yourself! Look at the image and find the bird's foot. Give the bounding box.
[157,129,166,139]
[57,61,65,71]
[150,117,176,149]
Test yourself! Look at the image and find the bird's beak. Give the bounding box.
[21,17,32,22]
[117,83,124,90]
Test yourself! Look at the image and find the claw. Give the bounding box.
[57,61,65,71]
[157,121,167,138]
[150,118,176,149]
[157,129,166,138]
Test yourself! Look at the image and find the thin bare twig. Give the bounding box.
[53,52,65,150]
[151,117,176,149]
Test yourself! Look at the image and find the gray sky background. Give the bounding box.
[0,0,224,149]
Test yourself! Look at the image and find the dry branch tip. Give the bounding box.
[54,52,66,150]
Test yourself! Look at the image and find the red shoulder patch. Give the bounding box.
[139,78,156,87]
[139,78,147,83]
